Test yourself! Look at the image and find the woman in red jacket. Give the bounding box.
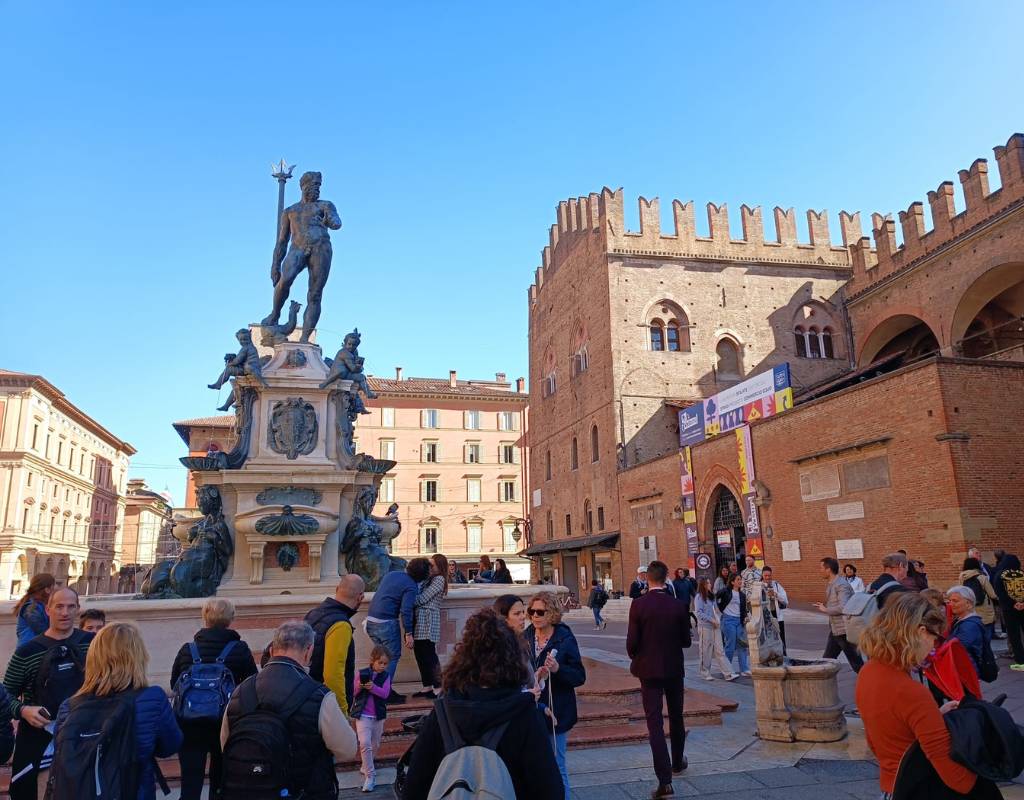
[856,592,976,798]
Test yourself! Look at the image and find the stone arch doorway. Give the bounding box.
[707,485,745,574]
[950,262,1024,359]
[858,314,940,367]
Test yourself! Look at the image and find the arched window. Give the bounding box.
[794,326,807,358]
[545,450,552,481]
[822,327,835,359]
[716,339,742,378]
[590,424,599,462]
[570,437,578,470]
[794,305,840,360]
[646,301,691,353]
[584,500,593,534]
[650,319,665,351]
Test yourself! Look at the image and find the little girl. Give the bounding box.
[351,645,392,793]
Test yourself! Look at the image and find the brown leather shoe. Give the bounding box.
[651,784,674,798]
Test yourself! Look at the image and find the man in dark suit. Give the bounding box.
[626,560,692,799]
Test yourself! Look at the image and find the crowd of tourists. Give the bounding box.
[0,554,581,800]
[1,542,1020,800]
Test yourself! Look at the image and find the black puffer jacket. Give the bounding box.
[401,687,563,800]
[170,626,258,692]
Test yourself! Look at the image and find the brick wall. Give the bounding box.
[616,358,1024,601]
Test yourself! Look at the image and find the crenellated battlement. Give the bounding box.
[528,187,857,304]
[847,133,1024,298]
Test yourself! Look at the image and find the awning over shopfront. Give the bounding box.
[522,532,619,556]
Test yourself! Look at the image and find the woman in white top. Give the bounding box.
[844,563,866,594]
[761,565,790,655]
[694,578,738,681]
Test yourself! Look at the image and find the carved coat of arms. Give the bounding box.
[267,397,318,459]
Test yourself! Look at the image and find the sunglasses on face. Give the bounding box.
[528,608,547,616]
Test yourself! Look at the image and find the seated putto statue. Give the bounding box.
[209,328,269,410]
[141,485,233,598]
[320,329,377,413]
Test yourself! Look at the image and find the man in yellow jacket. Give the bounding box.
[305,574,365,713]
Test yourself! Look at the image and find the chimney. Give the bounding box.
[515,377,525,393]
[395,367,403,381]
[449,370,457,388]
[495,372,507,383]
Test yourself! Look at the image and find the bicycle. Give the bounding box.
[560,591,581,611]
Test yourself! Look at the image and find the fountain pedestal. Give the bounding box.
[746,581,848,743]
[191,339,378,596]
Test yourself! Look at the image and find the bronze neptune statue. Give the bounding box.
[263,170,341,341]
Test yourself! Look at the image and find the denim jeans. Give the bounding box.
[721,614,749,673]
[553,731,570,800]
[591,607,604,627]
[365,619,402,680]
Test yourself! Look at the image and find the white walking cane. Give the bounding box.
[547,648,559,750]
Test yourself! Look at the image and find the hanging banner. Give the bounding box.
[679,447,699,560]
[736,424,765,568]
[678,363,793,446]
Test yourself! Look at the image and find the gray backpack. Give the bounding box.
[841,591,878,646]
[427,698,515,800]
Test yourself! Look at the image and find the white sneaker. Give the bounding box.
[702,674,714,681]
[741,670,753,677]
[725,673,738,681]
[362,777,375,793]
[602,620,608,629]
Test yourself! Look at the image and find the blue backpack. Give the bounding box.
[172,641,237,723]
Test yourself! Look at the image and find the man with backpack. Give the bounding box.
[2,587,93,800]
[868,552,911,609]
[587,579,609,630]
[304,574,365,715]
[220,621,357,800]
[170,597,258,800]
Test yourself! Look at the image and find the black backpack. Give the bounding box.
[221,677,321,800]
[964,576,987,607]
[172,641,237,723]
[44,691,139,800]
[593,588,608,608]
[34,640,86,716]
[979,631,1000,684]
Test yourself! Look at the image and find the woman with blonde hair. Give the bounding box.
[856,592,985,799]
[13,573,55,646]
[49,623,182,800]
[170,597,257,800]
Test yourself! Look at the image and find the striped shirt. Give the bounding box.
[3,629,93,717]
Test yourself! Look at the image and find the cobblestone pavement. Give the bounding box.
[333,602,1024,799]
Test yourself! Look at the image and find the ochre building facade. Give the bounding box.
[0,369,136,597]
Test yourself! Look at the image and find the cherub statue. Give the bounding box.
[320,329,377,412]
[209,328,270,410]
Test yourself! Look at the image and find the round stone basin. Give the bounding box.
[750,658,847,743]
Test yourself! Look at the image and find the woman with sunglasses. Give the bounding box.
[524,592,586,800]
[856,592,982,799]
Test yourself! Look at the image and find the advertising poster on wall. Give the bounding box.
[677,363,793,447]
[678,447,699,559]
[736,424,765,568]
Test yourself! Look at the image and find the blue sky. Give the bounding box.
[1,1,1021,501]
